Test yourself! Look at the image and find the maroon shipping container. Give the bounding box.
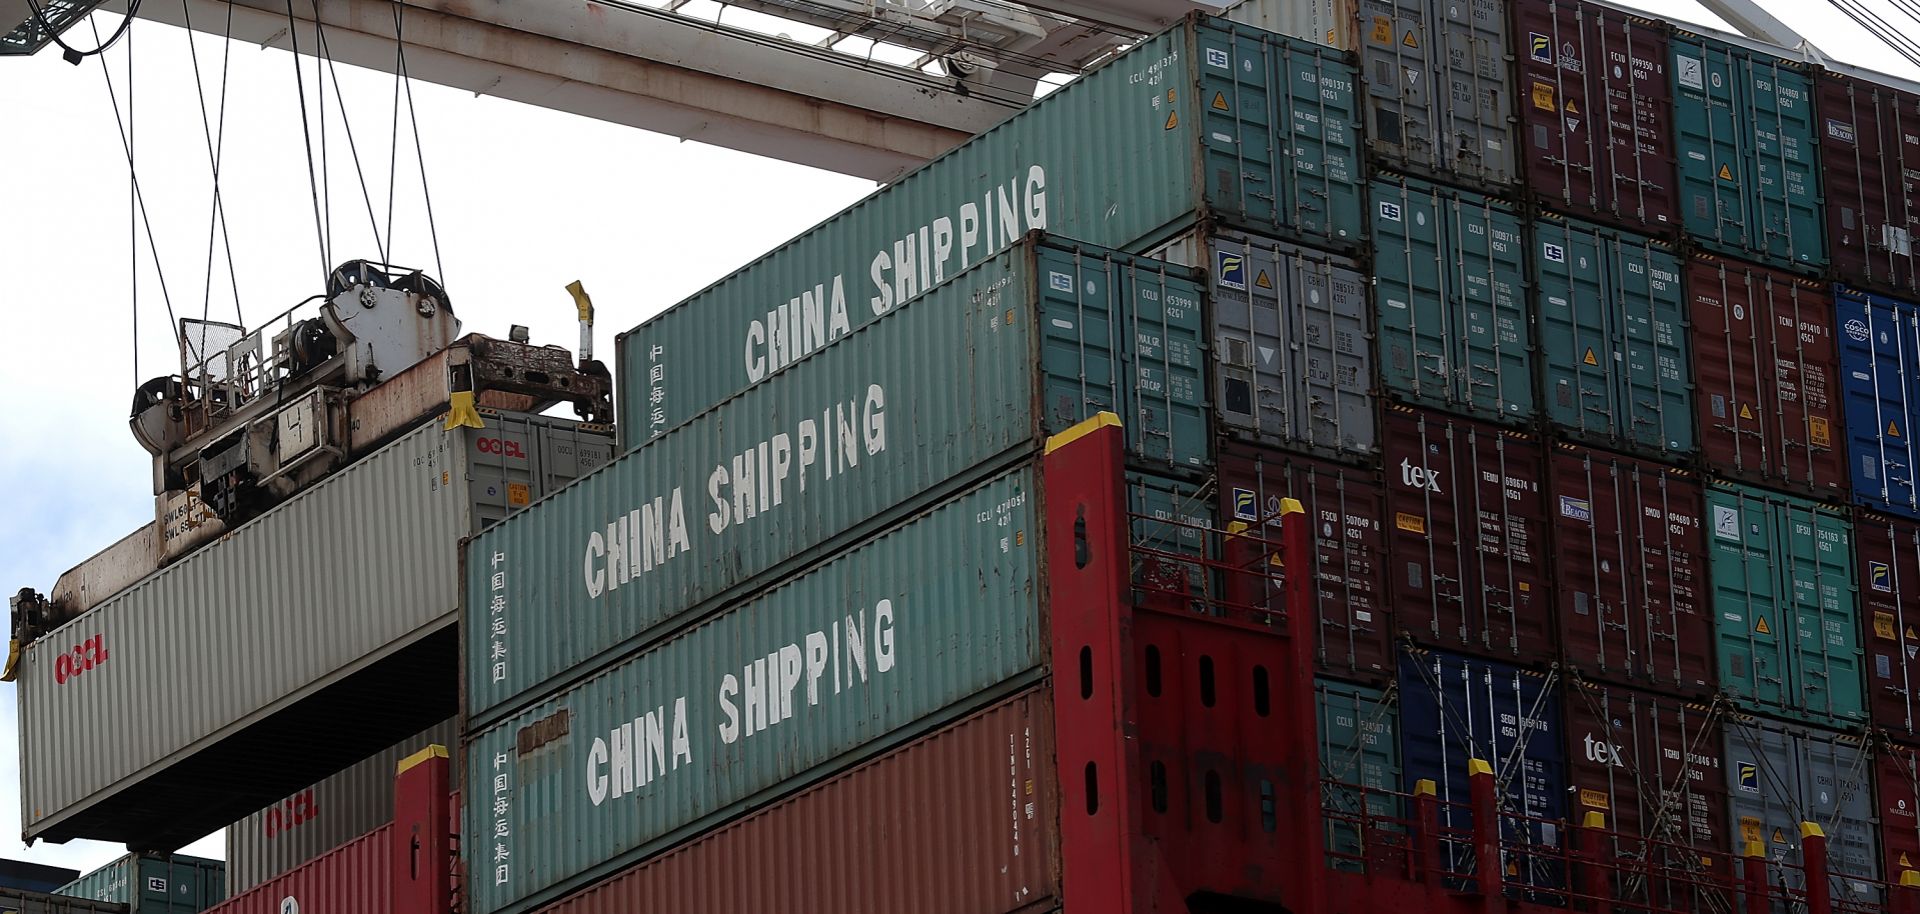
[1218,444,1393,683]
[1511,0,1678,235]
[1687,254,1847,497]
[1819,69,1920,298]
[1563,681,1731,903]
[1879,743,1920,883]
[203,822,390,914]
[1549,446,1713,695]
[1855,512,1920,741]
[1380,404,1553,662]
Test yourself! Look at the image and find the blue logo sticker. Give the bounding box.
[1530,33,1552,64]
[1873,561,1894,592]
[1216,250,1247,292]
[1558,496,1592,522]
[1048,271,1074,293]
[1233,487,1257,521]
[1737,762,1758,792]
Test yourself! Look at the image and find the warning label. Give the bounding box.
[1212,92,1229,111]
[1718,164,1735,181]
[1754,615,1772,635]
[1371,16,1392,44]
[1579,788,1610,810]
[1165,110,1179,130]
[1810,416,1831,447]
[1255,270,1272,289]
[1877,611,1898,640]
[1892,420,1904,438]
[1583,348,1599,367]
[1395,512,1427,535]
[1533,83,1556,111]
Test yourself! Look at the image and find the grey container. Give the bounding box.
[16,411,612,851]
[223,717,458,893]
[1723,716,1881,905]
[1154,227,1376,460]
[0,891,124,914]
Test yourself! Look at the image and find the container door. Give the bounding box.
[1434,0,1516,187]
[1709,486,1790,712]
[1879,745,1920,886]
[1316,678,1401,870]
[1857,514,1920,738]
[1673,36,1750,252]
[1448,194,1532,420]
[1783,504,1865,725]
[1840,288,1920,518]
[1536,220,1617,442]
[1197,24,1282,234]
[1359,0,1438,175]
[1374,179,1454,412]
[1275,40,1366,245]
[1742,61,1823,270]
[1613,238,1691,455]
[1724,722,1882,905]
[1119,256,1210,472]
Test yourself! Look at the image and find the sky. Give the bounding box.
[1,0,1918,886]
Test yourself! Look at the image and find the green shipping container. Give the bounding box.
[1372,175,1533,422]
[1671,28,1825,272]
[1706,481,1866,725]
[469,236,1205,723]
[615,18,1363,439]
[466,469,1044,914]
[1317,677,1400,871]
[1532,214,1693,458]
[57,854,224,913]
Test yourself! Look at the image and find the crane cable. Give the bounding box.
[393,3,446,289]
[285,0,331,288]
[1822,0,1920,71]
[23,0,143,64]
[180,0,244,330]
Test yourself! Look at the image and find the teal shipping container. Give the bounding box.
[469,236,1205,723]
[1671,27,1825,272]
[1316,678,1401,872]
[1706,481,1866,726]
[1532,214,1693,458]
[615,17,1364,439]
[1372,174,1533,423]
[466,469,1045,914]
[57,854,224,913]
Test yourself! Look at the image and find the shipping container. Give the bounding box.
[0,890,124,914]
[471,236,1204,723]
[1380,405,1552,663]
[1723,715,1880,904]
[615,19,1365,438]
[1549,446,1713,695]
[1219,445,1392,681]
[1817,68,1920,299]
[1372,175,1533,423]
[1398,647,1567,897]
[1877,742,1920,885]
[57,855,224,913]
[1706,481,1866,726]
[1670,27,1824,271]
[1688,255,1846,498]
[1838,284,1920,519]
[1317,678,1401,870]
[1153,227,1376,460]
[0,861,81,893]
[1511,0,1679,235]
[201,825,388,914]
[18,411,610,850]
[1853,512,1920,741]
[1352,0,1519,189]
[1562,680,1731,909]
[1532,214,1692,457]
[224,717,457,893]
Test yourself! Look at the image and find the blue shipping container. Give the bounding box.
[1837,285,1920,519]
[1398,648,1567,898]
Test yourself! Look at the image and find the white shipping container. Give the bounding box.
[17,411,610,851]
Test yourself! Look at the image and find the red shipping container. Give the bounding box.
[1563,681,1730,902]
[1854,512,1920,741]
[1879,743,1920,884]
[1511,0,1678,235]
[1380,405,1553,662]
[1549,446,1713,695]
[203,822,391,914]
[1217,444,1393,683]
[1819,69,1920,299]
[1688,255,1847,497]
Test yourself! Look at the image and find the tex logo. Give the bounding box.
[1873,561,1895,592]
[1736,761,1759,792]
[1233,487,1258,522]
[1216,250,1248,291]
[1530,32,1552,64]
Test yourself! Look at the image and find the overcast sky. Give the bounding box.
[1,0,1917,886]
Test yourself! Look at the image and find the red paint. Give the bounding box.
[1855,513,1920,742]
[1217,444,1392,683]
[1880,744,1920,886]
[1512,0,1678,235]
[52,633,108,685]
[1380,405,1553,663]
[1549,447,1713,695]
[1688,255,1847,497]
[202,823,391,914]
[1819,70,1920,298]
[476,437,527,459]
[392,749,452,914]
[263,789,320,838]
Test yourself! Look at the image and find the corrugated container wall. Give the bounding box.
[57,855,224,913]
[1353,0,1519,189]
[1876,743,1920,887]
[527,689,1059,914]
[1818,69,1920,298]
[1838,285,1920,519]
[1723,717,1881,899]
[1852,513,1920,741]
[1316,678,1401,869]
[1532,214,1692,457]
[1510,0,1678,235]
[1706,481,1866,726]
[1562,682,1730,901]
[614,19,1364,439]
[1219,446,1392,681]
[1380,405,1553,663]
[0,892,125,914]
[202,824,388,914]
[1153,228,1376,460]
[467,468,1045,914]
[470,237,1202,723]
[19,413,611,849]
[1670,28,1824,272]
[1549,447,1713,695]
[1688,256,1846,498]
[1398,648,1566,897]
[1371,176,1533,423]
[224,718,457,893]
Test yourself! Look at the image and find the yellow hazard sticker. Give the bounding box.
[1403,30,1420,48]
[1739,403,1755,420]
[1396,512,1427,534]
[1583,348,1600,367]
[1165,110,1179,130]
[1878,612,1899,640]
[1565,98,1580,114]
[1909,625,1919,641]
[1810,416,1831,447]
[1212,92,1230,111]
[1893,420,1905,438]
[1255,270,1273,289]
[1772,827,1788,845]
[508,482,531,506]
[1903,852,1913,868]
[1371,16,1393,43]
[1719,163,1735,181]
[1533,83,1556,111]
[1754,615,1772,635]
[1580,788,1610,810]
[1740,817,1762,843]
